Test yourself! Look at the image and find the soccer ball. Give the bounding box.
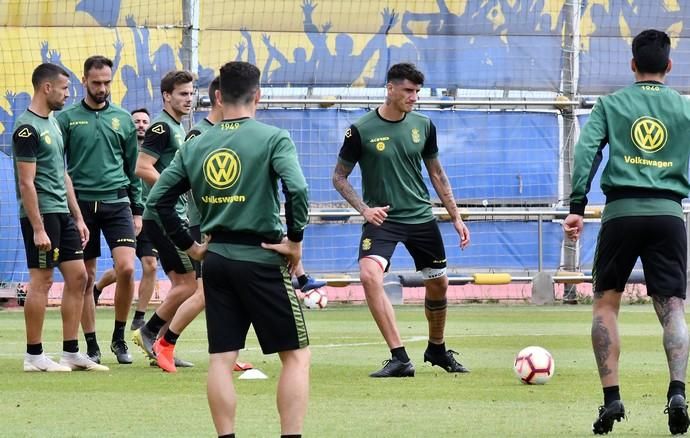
[302,288,328,309]
[513,346,554,385]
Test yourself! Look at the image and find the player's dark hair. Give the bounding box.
[208,76,221,106]
[219,62,260,105]
[160,70,194,95]
[31,63,69,89]
[130,108,150,116]
[632,29,671,74]
[84,55,114,76]
[387,63,424,86]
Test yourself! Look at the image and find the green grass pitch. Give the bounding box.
[0,304,678,436]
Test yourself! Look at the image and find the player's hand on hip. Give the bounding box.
[363,205,390,226]
[453,218,470,249]
[75,219,90,249]
[262,238,302,275]
[563,214,584,241]
[133,215,143,236]
[33,229,52,252]
[186,237,209,262]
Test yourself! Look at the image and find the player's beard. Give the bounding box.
[88,88,110,104]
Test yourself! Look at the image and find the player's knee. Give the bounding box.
[359,256,387,287]
[141,257,157,273]
[115,261,135,279]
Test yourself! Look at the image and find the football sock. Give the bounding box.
[426,341,446,355]
[603,385,621,406]
[144,312,166,334]
[112,320,126,342]
[84,332,99,352]
[391,346,410,363]
[62,339,79,353]
[133,310,145,321]
[218,434,235,438]
[668,381,686,400]
[281,435,301,438]
[26,343,42,355]
[297,274,308,289]
[163,329,180,345]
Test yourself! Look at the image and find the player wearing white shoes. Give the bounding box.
[13,63,107,372]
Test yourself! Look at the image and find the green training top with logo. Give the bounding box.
[338,109,438,224]
[140,110,187,222]
[570,81,690,222]
[184,118,214,227]
[57,100,143,214]
[12,110,69,217]
[147,117,309,266]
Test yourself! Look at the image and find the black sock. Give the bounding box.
[112,320,126,342]
[63,339,79,353]
[133,310,145,320]
[93,285,101,296]
[297,274,309,289]
[163,329,180,345]
[144,312,166,334]
[603,385,621,406]
[27,343,43,355]
[391,346,410,363]
[281,435,301,438]
[668,381,686,400]
[84,332,99,353]
[218,434,235,438]
[427,341,446,354]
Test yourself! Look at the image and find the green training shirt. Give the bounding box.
[12,110,69,217]
[184,118,214,227]
[338,109,438,224]
[57,100,143,214]
[570,81,690,221]
[141,110,187,222]
[147,117,309,266]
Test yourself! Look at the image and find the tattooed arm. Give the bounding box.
[424,157,469,248]
[332,161,389,225]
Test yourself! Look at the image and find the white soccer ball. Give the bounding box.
[513,346,555,385]
[302,288,328,309]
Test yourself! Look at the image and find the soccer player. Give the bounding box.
[563,29,690,435]
[131,70,198,362]
[151,76,321,373]
[57,55,143,365]
[93,108,159,331]
[332,62,470,378]
[149,61,310,437]
[13,63,107,372]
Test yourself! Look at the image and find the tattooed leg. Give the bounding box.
[652,295,689,383]
[424,276,449,344]
[592,290,622,387]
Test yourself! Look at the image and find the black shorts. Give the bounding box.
[189,225,202,279]
[358,219,447,271]
[78,200,135,260]
[143,220,194,275]
[594,215,687,298]
[203,252,309,354]
[135,226,158,259]
[20,213,84,269]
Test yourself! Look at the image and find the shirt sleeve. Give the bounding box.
[337,125,362,167]
[422,120,439,159]
[141,121,170,160]
[12,125,40,161]
[149,152,194,250]
[271,132,309,242]
[122,119,144,215]
[569,98,609,215]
